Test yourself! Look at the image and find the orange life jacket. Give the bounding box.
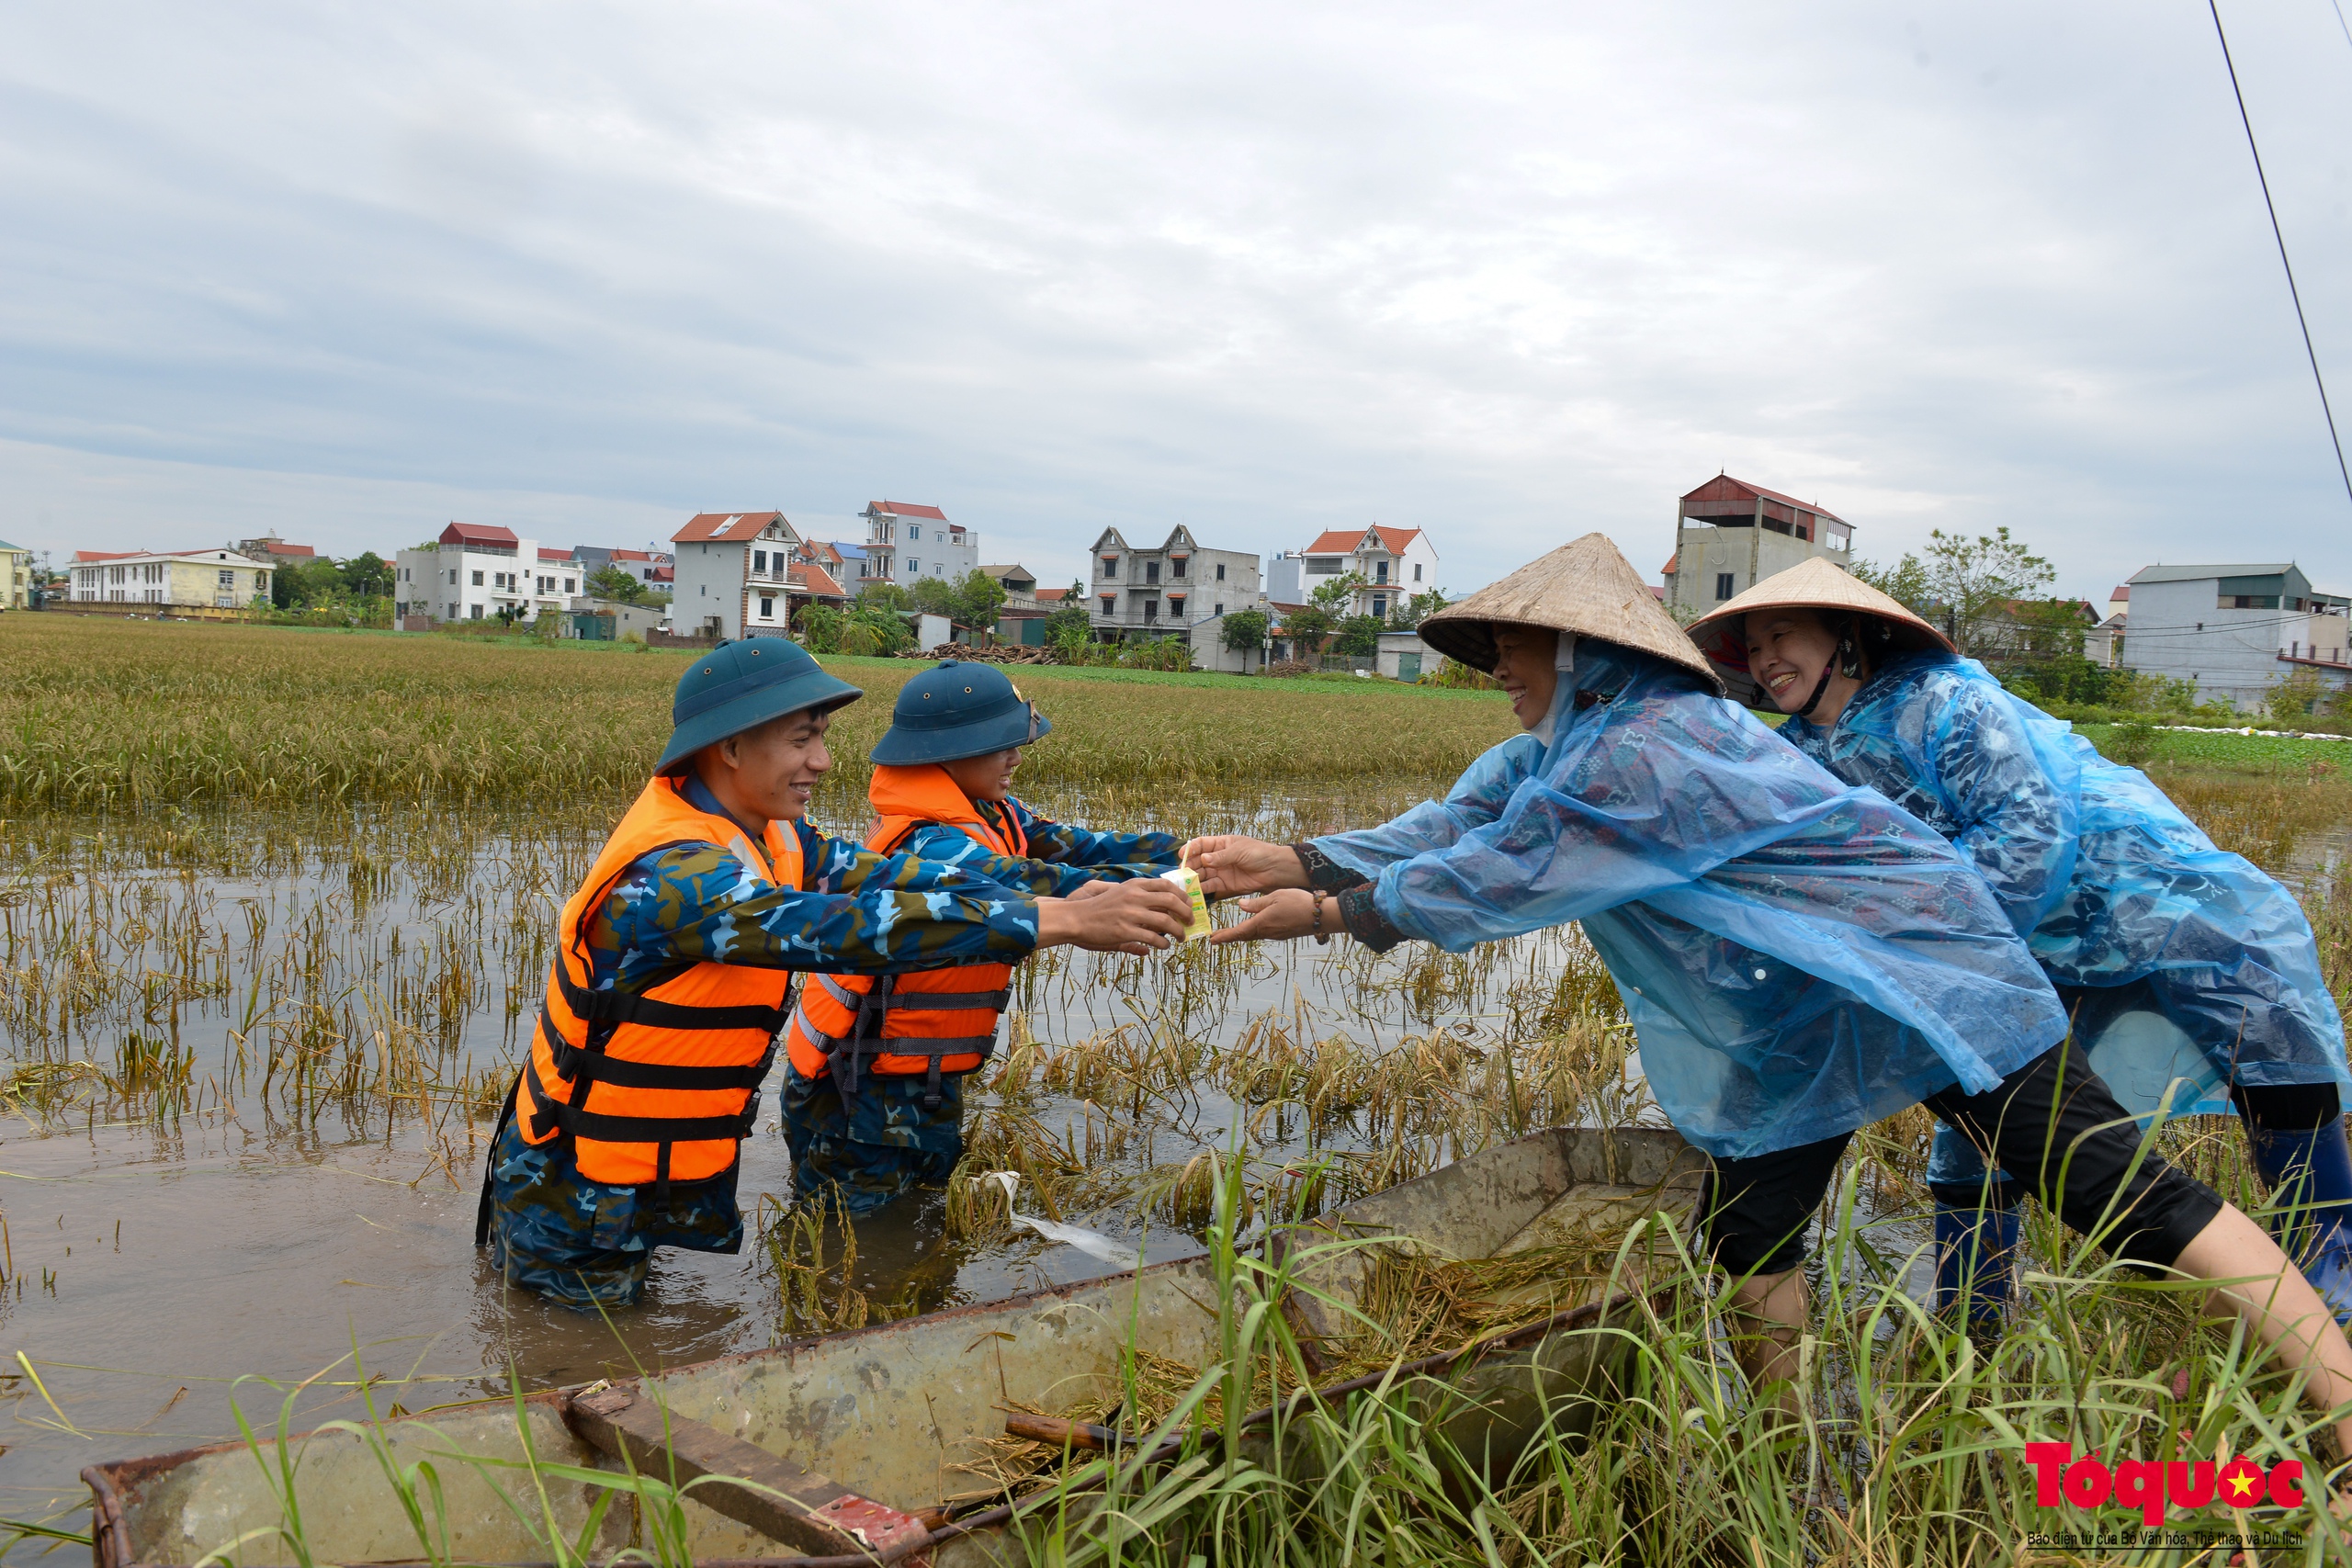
[782,763,1022,1103]
[516,774,804,1188]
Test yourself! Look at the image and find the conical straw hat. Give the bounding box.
[1685,556,1953,673]
[1419,532,1724,694]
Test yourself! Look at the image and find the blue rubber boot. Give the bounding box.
[1928,1182,2021,1328]
[2247,1120,2352,1326]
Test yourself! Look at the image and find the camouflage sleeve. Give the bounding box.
[890,820,1112,896]
[1010,799,1183,872]
[588,839,1038,985]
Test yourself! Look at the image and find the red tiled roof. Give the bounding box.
[673,512,786,543]
[73,549,138,562]
[787,562,847,599]
[2109,585,2131,602]
[1035,587,1070,603]
[440,521,519,547]
[650,565,673,582]
[537,547,574,562]
[255,542,317,558]
[611,547,666,562]
[1301,525,1422,557]
[1661,553,1679,575]
[868,500,948,522]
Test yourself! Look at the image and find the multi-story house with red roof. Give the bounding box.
[671,511,804,639]
[1264,525,1440,623]
[395,523,574,627]
[857,501,975,593]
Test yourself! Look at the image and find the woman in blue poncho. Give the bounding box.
[1687,558,2352,1325]
[1191,534,2352,1441]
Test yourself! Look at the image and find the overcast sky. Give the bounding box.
[3,1,2348,600]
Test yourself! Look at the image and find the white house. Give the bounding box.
[395,522,572,627]
[2121,562,2352,709]
[857,501,976,594]
[69,547,273,615]
[1266,526,1439,622]
[670,511,803,640]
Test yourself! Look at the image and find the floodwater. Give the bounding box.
[0,803,1612,1550]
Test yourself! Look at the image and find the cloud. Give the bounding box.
[0,0,2346,596]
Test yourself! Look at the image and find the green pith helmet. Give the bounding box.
[655,640,863,774]
[868,660,1049,766]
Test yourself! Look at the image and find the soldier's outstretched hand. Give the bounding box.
[1036,879,1193,954]
[1181,835,1306,898]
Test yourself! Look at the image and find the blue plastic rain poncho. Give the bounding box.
[1312,638,2069,1159]
[1778,649,2350,1127]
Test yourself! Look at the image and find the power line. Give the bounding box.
[2332,0,2352,52]
[2206,0,2352,510]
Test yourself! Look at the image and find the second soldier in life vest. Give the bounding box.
[782,660,1182,1213]
[478,641,1193,1308]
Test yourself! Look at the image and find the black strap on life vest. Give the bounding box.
[521,1053,766,1146]
[794,973,1002,1111]
[552,959,789,1035]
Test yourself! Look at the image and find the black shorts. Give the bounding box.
[1702,1043,2225,1278]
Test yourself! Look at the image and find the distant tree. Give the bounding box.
[1850,553,1933,619]
[907,576,960,618]
[1045,583,1091,644]
[1918,526,2054,657]
[587,565,649,604]
[1220,607,1269,654]
[341,551,393,598]
[951,568,1007,628]
[273,556,344,609]
[1283,604,1333,650]
[1388,588,1448,629]
[1309,572,1368,615]
[860,581,913,613]
[1332,614,1385,657]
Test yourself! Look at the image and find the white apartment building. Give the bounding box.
[1264,525,1439,622]
[394,523,573,626]
[671,511,803,640]
[1660,475,1853,618]
[1088,525,1261,641]
[69,548,273,614]
[857,501,976,593]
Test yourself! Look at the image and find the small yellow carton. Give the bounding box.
[1162,865,1214,942]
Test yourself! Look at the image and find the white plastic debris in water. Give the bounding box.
[982,1171,1144,1269]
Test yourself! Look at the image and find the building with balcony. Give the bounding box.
[1660,475,1853,619]
[394,523,572,627]
[1264,526,1439,622]
[67,547,274,614]
[857,502,975,593]
[1088,526,1261,642]
[671,511,804,639]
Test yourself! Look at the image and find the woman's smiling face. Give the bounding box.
[1743,609,1840,714]
[1491,626,1559,729]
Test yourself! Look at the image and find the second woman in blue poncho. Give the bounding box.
[1689,559,2352,1325]
[1189,533,2352,1447]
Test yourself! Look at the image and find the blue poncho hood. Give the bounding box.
[1781,650,2349,1119]
[1313,638,2069,1158]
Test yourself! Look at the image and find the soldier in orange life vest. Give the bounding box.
[782,660,1183,1212]
[477,641,1193,1308]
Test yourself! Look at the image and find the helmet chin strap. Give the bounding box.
[1795,660,1839,720]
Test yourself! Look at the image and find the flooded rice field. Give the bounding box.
[0,794,1641,1547]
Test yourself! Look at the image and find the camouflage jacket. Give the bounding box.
[889,796,1182,895]
[580,776,1054,998]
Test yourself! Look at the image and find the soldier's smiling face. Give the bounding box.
[699,706,835,825]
